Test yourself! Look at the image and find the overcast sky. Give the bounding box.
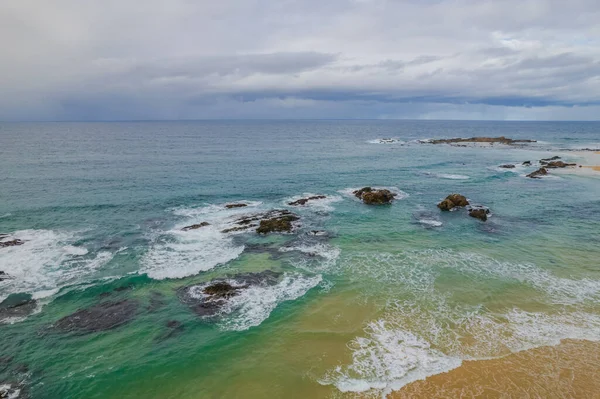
[1,0,599,121]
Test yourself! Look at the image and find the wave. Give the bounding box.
[0,229,114,304]
[417,218,442,227]
[367,138,404,144]
[279,242,341,271]
[424,172,470,180]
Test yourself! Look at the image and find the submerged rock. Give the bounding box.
[0,239,24,248]
[177,271,281,317]
[54,300,139,334]
[353,187,395,205]
[181,222,210,231]
[437,194,469,211]
[288,195,326,206]
[526,168,548,178]
[499,164,515,169]
[428,136,536,145]
[225,203,248,209]
[0,294,37,321]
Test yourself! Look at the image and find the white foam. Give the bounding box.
[0,384,20,399]
[339,187,409,201]
[279,242,341,270]
[425,172,470,180]
[172,201,262,218]
[418,219,442,227]
[217,273,322,331]
[142,225,244,280]
[367,138,404,144]
[284,193,343,212]
[321,319,461,395]
[0,230,113,303]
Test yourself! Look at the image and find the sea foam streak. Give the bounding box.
[0,229,113,303]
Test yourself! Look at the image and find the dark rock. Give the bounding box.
[540,156,561,162]
[225,203,248,209]
[544,161,576,168]
[526,168,548,178]
[0,239,24,248]
[54,300,139,334]
[469,209,489,221]
[288,195,326,206]
[522,161,532,166]
[256,214,299,234]
[0,271,10,282]
[308,230,327,236]
[178,271,281,317]
[428,136,536,145]
[0,294,37,321]
[437,194,469,211]
[0,383,23,399]
[353,187,395,205]
[182,222,210,231]
[148,291,167,311]
[499,164,515,169]
[221,210,297,234]
[167,320,183,329]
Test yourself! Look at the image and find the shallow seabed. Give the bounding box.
[0,120,599,398]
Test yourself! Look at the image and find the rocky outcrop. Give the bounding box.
[178,271,281,317]
[225,203,248,209]
[499,164,515,169]
[288,195,326,206]
[526,168,548,178]
[543,161,576,168]
[468,208,490,221]
[221,210,299,234]
[54,300,139,334]
[428,136,536,145]
[0,271,10,282]
[437,194,469,211]
[522,161,532,166]
[181,222,210,231]
[256,213,299,234]
[353,187,396,205]
[540,156,561,162]
[0,239,24,248]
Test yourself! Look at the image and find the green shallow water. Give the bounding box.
[0,120,599,398]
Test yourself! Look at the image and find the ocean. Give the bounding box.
[1,120,599,398]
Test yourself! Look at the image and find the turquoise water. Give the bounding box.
[0,120,599,398]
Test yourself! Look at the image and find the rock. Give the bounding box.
[353,187,372,199]
[256,214,299,234]
[0,239,24,248]
[0,384,22,399]
[288,195,326,206]
[54,299,139,334]
[166,320,183,329]
[522,161,532,166]
[353,187,395,205]
[307,230,327,236]
[540,156,561,162]
[469,209,489,221]
[178,271,281,317]
[544,161,576,168]
[221,209,298,234]
[428,136,536,145]
[182,222,210,231]
[148,291,166,311]
[526,168,548,178]
[437,194,469,211]
[0,294,37,321]
[499,164,515,169]
[0,271,10,282]
[225,203,247,209]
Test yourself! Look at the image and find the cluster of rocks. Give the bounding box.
[524,156,577,179]
[182,209,301,235]
[437,194,489,221]
[288,195,326,206]
[0,238,24,248]
[353,187,396,205]
[177,270,281,317]
[428,136,536,145]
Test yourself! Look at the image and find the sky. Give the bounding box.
[1,0,599,121]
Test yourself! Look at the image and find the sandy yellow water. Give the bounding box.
[389,339,600,399]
